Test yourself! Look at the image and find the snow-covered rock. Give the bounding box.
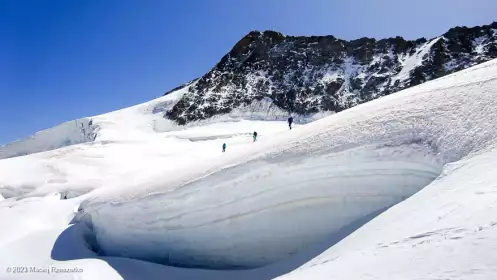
[167,22,497,124]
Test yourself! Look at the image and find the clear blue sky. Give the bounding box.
[1,0,496,144]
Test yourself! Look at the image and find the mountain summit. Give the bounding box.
[166,22,497,124]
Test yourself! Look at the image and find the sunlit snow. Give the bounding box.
[1,59,497,280]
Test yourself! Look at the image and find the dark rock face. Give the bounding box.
[166,22,497,124]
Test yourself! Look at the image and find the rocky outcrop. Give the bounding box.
[166,22,497,124]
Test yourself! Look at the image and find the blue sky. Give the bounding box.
[1,0,496,144]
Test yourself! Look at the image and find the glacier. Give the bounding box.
[0,59,497,279]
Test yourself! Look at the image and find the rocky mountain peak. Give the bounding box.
[166,22,497,125]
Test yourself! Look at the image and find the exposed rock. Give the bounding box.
[166,22,497,124]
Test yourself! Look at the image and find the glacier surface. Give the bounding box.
[1,59,497,279]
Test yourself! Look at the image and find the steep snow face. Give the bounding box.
[174,97,334,129]
[391,37,442,84]
[83,145,441,269]
[276,148,497,280]
[73,59,497,271]
[0,118,98,160]
[166,23,497,124]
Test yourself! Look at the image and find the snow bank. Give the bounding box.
[83,143,441,269]
[0,118,97,160]
[276,146,497,280]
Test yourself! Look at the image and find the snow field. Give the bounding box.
[77,58,497,272]
[0,59,497,279]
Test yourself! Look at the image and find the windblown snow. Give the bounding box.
[1,59,497,280]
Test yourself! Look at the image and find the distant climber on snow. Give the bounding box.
[253,131,258,142]
[288,116,294,130]
[222,143,227,152]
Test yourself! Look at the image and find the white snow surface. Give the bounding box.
[391,37,441,83]
[1,59,497,279]
[0,118,97,160]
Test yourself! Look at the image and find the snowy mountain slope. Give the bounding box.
[0,58,497,280]
[3,23,495,159]
[0,86,189,199]
[71,58,497,273]
[0,82,188,162]
[166,22,497,124]
[274,60,497,280]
